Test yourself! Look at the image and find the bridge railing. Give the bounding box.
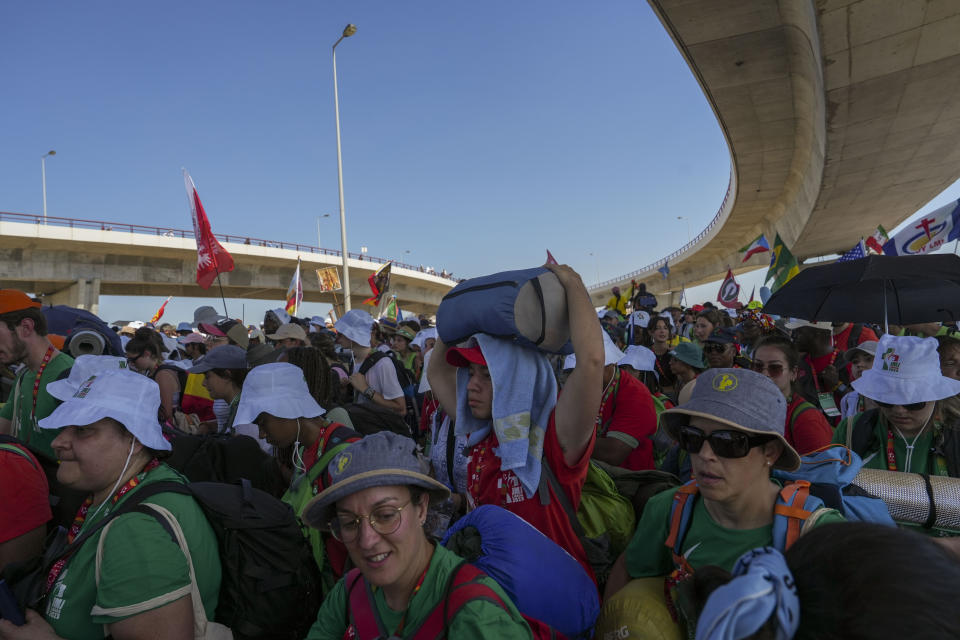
[591,170,735,290]
[0,211,459,281]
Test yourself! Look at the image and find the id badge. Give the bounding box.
[818,392,841,417]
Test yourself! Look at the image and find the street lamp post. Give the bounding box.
[41,150,56,224]
[316,213,331,248]
[677,216,691,243]
[333,23,357,310]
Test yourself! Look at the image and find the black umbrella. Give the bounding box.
[762,254,960,328]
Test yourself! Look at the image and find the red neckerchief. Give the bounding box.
[31,346,56,420]
[46,458,161,592]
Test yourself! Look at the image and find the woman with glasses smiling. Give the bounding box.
[751,335,832,454]
[301,431,533,640]
[603,368,843,630]
[834,334,960,476]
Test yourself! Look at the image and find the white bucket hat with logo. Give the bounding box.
[619,345,657,376]
[234,362,325,425]
[335,309,375,348]
[853,335,960,406]
[47,355,130,401]
[39,369,171,451]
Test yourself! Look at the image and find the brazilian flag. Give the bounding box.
[765,234,800,292]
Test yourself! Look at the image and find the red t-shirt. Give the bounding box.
[0,443,52,542]
[833,324,879,353]
[598,372,658,471]
[466,410,595,581]
[785,394,833,455]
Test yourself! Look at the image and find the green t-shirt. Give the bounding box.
[44,464,221,639]
[626,483,845,576]
[0,351,74,462]
[306,544,532,640]
[833,411,943,475]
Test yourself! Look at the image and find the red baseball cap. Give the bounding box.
[0,289,41,315]
[445,345,487,368]
[199,322,227,337]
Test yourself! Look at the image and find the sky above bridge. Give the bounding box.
[4,2,959,323]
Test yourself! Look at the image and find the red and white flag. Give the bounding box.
[546,250,559,265]
[183,169,234,289]
[716,269,741,309]
[285,257,303,316]
[150,296,172,324]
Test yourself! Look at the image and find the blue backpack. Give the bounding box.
[437,267,573,354]
[773,445,895,525]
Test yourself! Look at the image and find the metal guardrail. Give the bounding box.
[592,172,734,290]
[0,211,459,281]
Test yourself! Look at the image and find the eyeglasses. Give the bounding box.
[678,425,774,459]
[875,400,929,412]
[750,361,785,377]
[703,343,729,354]
[330,501,412,542]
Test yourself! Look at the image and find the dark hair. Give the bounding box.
[0,308,48,336]
[187,341,208,356]
[753,335,800,371]
[308,332,338,361]
[936,335,960,359]
[649,316,672,335]
[697,309,723,330]
[125,327,165,360]
[209,367,249,388]
[285,346,337,409]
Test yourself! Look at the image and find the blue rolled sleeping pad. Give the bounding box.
[441,505,599,638]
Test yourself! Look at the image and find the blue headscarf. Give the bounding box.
[695,547,799,640]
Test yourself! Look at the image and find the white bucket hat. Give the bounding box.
[619,345,657,377]
[784,318,832,331]
[234,362,325,425]
[628,311,651,329]
[47,355,130,401]
[412,327,438,351]
[853,335,960,406]
[335,309,375,348]
[39,369,171,451]
[564,330,624,370]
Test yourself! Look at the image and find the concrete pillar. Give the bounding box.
[47,279,101,312]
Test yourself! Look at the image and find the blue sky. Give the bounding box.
[3,2,958,324]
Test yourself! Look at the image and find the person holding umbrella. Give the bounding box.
[833,335,960,476]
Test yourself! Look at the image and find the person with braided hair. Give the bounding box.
[281,346,354,429]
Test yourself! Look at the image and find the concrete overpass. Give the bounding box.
[591,0,960,306]
[0,211,458,316]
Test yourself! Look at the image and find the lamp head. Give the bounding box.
[343,24,357,37]
[45,150,56,157]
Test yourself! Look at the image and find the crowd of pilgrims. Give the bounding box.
[2,262,960,640]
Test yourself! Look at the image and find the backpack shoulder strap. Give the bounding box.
[789,400,819,442]
[0,437,38,470]
[537,456,586,538]
[772,480,822,550]
[409,561,509,640]
[358,351,388,376]
[445,417,457,489]
[664,482,699,566]
[344,568,386,640]
[847,409,880,456]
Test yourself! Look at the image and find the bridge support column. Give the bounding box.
[48,279,101,315]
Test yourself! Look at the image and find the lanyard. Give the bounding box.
[805,349,839,393]
[31,346,56,422]
[46,458,161,592]
[597,367,621,432]
[374,558,430,636]
[886,425,950,475]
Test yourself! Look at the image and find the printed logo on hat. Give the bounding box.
[335,451,351,475]
[881,348,901,373]
[73,376,97,399]
[712,372,739,392]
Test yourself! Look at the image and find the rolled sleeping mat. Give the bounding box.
[853,468,960,533]
[595,577,682,640]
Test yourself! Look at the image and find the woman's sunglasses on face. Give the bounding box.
[750,361,785,377]
[678,425,774,459]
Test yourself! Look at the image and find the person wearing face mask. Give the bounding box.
[301,432,532,640]
[603,369,844,631]
[833,335,960,477]
[0,369,222,640]
[750,336,833,455]
[233,362,361,591]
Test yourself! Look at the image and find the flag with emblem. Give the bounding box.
[183,169,234,289]
[837,239,867,262]
[716,269,741,309]
[739,233,770,262]
[285,257,302,315]
[882,199,960,256]
[364,262,392,306]
[765,234,800,293]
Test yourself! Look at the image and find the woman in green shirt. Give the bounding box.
[1,368,222,640]
[604,369,842,607]
[300,431,532,640]
[833,334,960,476]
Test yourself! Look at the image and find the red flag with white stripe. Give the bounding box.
[183,169,234,289]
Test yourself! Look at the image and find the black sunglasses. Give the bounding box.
[875,400,928,412]
[703,343,730,354]
[678,425,774,459]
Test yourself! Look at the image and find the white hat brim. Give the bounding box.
[852,370,960,405]
[234,391,325,426]
[39,401,171,452]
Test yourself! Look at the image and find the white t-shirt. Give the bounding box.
[353,356,404,402]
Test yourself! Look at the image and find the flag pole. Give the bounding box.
[214,264,229,318]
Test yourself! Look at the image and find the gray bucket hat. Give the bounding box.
[302,431,450,530]
[660,368,800,470]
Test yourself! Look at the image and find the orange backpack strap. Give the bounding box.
[773,480,814,549]
[664,482,699,554]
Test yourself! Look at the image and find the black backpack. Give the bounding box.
[356,351,420,435]
[164,432,287,499]
[117,480,323,640]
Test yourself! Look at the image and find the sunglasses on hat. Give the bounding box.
[875,400,929,412]
[678,425,774,459]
